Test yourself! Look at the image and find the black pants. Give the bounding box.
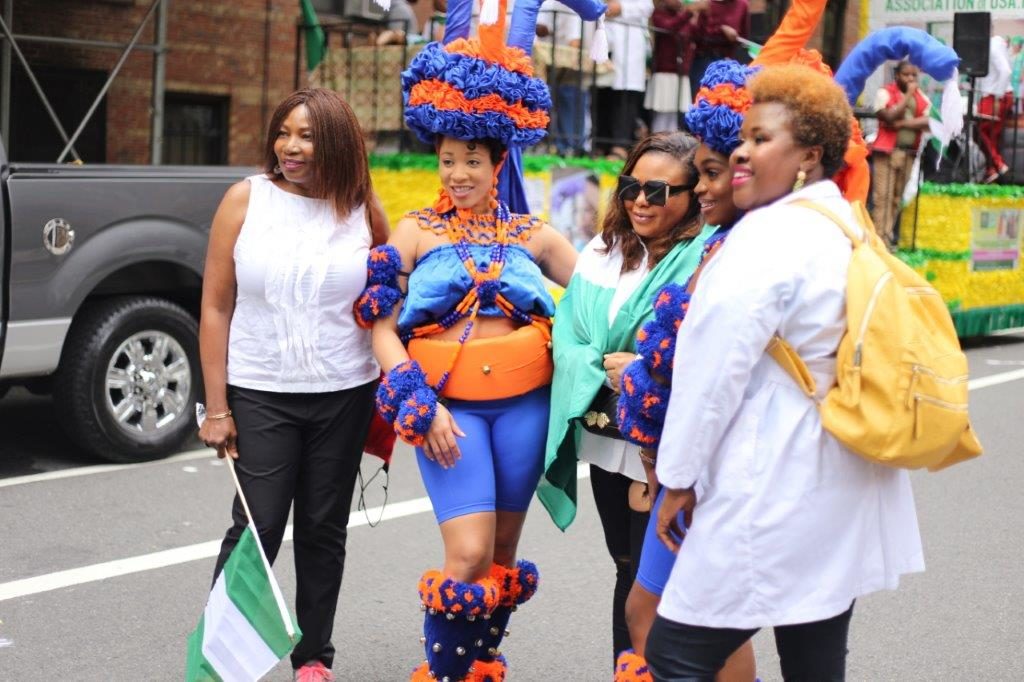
[213,382,377,670]
[646,602,856,682]
[590,464,649,665]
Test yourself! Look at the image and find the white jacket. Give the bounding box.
[656,181,924,628]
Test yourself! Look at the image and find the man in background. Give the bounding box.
[871,60,930,247]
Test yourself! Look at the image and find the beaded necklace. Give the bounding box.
[406,200,548,393]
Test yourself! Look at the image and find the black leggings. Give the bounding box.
[213,382,376,670]
[589,464,649,666]
[646,602,856,682]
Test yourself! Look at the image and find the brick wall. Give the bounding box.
[11,0,866,165]
[13,0,300,165]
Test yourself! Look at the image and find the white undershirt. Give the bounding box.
[227,174,379,393]
[577,248,647,482]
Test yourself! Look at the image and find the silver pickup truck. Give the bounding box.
[1,141,247,462]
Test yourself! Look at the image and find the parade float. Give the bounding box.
[858,2,1024,335]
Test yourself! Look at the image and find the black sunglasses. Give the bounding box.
[617,175,696,206]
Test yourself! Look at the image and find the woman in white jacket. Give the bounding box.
[644,63,924,681]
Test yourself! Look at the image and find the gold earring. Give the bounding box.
[793,170,807,192]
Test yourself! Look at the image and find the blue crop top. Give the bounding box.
[397,243,556,334]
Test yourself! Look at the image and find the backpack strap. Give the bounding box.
[764,198,864,400]
[787,199,863,247]
[765,335,818,400]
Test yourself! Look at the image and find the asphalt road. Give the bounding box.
[2,334,1023,681]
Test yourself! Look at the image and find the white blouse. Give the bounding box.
[656,181,924,629]
[228,174,379,393]
[577,248,647,483]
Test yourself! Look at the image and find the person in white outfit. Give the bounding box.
[644,64,924,681]
[595,0,654,158]
[198,88,387,682]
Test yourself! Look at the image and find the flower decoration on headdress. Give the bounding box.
[684,59,757,157]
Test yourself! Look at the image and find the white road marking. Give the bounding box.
[5,363,1024,602]
[968,367,1024,391]
[984,359,1024,366]
[0,465,590,603]
[0,448,213,489]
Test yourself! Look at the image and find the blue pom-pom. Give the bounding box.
[698,58,756,90]
[617,399,662,448]
[512,558,539,604]
[376,360,429,421]
[367,244,402,286]
[355,284,402,328]
[685,102,746,156]
[683,59,758,156]
[395,386,438,445]
[652,284,690,332]
[438,577,496,613]
[476,279,500,307]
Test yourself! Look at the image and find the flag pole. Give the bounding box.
[223,455,296,640]
[224,455,257,527]
[198,400,297,641]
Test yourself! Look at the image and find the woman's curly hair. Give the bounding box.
[599,131,702,273]
[747,64,852,178]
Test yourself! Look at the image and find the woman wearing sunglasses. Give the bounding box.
[539,131,718,665]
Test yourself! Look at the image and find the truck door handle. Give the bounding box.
[43,218,75,256]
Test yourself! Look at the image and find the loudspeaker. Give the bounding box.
[953,12,991,78]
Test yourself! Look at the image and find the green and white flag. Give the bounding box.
[185,523,301,681]
[184,431,301,682]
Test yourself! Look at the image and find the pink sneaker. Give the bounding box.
[295,661,334,682]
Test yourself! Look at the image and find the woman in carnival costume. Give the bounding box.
[355,0,605,678]
[610,58,758,682]
[540,129,714,665]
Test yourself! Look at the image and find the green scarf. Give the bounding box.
[539,223,719,530]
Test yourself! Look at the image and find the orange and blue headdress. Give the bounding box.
[683,59,756,157]
[401,0,607,211]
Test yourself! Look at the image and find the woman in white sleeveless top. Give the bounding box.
[197,88,385,682]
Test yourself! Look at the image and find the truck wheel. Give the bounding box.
[55,296,200,463]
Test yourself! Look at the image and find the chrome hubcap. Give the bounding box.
[104,331,191,436]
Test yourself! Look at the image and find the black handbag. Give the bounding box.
[577,384,624,441]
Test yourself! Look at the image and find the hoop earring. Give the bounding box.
[273,164,281,174]
[793,170,807,192]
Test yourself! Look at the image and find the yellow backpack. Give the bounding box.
[766,199,982,471]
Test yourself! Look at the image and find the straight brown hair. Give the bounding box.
[263,88,372,217]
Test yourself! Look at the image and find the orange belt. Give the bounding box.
[408,324,553,401]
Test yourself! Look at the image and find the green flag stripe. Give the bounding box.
[222,526,297,658]
[184,615,221,682]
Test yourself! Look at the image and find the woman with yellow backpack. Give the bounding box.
[642,63,930,680]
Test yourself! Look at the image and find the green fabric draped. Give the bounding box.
[538,224,719,530]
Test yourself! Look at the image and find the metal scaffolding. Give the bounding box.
[0,0,168,163]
